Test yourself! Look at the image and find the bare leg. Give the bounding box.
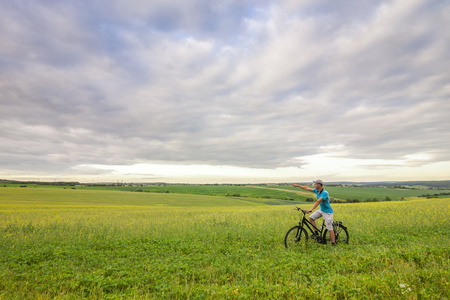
[329,230,336,244]
[309,217,318,232]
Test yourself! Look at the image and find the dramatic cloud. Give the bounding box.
[1,0,449,183]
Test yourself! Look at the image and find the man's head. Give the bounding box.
[313,179,323,189]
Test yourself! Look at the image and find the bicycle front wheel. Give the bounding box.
[284,226,308,248]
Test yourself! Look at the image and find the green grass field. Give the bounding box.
[0,187,449,299]
[2,184,311,202]
[8,183,449,203]
[261,185,450,202]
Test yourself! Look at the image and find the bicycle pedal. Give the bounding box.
[310,235,320,241]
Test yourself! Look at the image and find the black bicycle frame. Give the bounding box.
[300,215,321,235]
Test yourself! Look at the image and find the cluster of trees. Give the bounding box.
[419,192,450,199]
[345,197,392,203]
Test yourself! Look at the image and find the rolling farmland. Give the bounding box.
[0,186,448,299]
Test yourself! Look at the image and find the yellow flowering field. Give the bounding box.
[0,187,448,299]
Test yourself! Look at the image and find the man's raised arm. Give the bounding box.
[292,184,314,192]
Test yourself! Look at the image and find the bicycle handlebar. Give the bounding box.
[295,206,307,214]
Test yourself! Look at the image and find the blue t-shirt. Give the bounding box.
[313,188,333,213]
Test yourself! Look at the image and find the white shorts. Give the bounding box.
[310,210,334,231]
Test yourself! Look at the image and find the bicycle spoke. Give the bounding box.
[285,226,308,248]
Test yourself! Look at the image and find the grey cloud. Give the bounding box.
[102,0,271,39]
[1,0,449,178]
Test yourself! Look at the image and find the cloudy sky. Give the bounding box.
[1,0,449,184]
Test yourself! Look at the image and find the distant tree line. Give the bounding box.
[419,192,450,199]
[360,180,450,189]
[304,196,393,203]
[0,179,80,186]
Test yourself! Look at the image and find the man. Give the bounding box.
[293,180,336,247]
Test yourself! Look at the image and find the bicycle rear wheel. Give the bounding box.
[284,226,308,248]
[324,223,349,245]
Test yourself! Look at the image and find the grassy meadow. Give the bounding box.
[0,187,449,299]
[259,185,450,202]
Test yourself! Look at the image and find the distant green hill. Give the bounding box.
[2,179,450,202]
[327,180,450,189]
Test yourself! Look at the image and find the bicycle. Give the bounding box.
[284,206,349,248]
